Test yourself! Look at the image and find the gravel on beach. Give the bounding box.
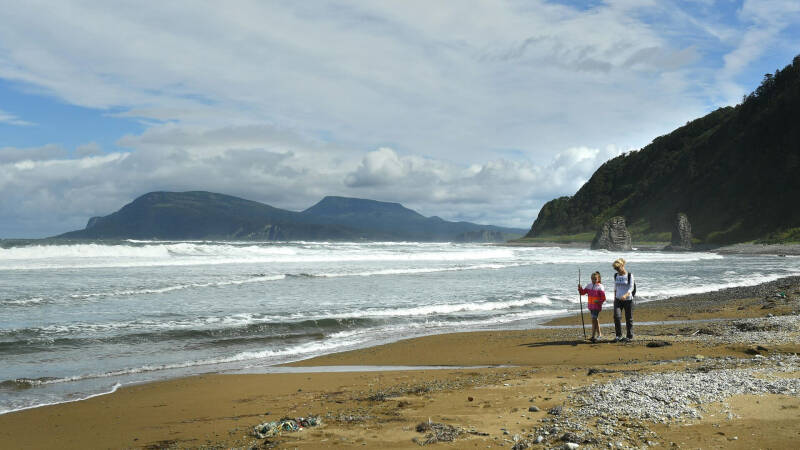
[512,277,800,449]
[519,351,800,449]
[643,275,800,305]
[574,353,800,423]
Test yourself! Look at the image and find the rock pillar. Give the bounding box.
[591,216,632,251]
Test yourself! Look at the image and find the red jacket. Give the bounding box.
[578,283,606,311]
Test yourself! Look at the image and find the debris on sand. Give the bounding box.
[413,420,465,445]
[253,415,321,438]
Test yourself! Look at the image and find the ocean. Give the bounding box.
[1,240,798,414]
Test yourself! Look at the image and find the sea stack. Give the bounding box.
[591,216,632,251]
[664,212,693,251]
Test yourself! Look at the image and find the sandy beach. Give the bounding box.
[1,276,799,449]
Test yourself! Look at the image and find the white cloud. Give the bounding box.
[340,144,624,228]
[345,147,407,187]
[0,128,627,236]
[0,144,68,163]
[75,142,103,157]
[0,108,34,126]
[0,1,711,160]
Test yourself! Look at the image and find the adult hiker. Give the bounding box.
[612,258,635,342]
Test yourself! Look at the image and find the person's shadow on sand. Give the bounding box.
[519,339,595,347]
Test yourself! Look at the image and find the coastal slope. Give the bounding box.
[527,54,800,245]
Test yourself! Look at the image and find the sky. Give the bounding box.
[1,1,799,238]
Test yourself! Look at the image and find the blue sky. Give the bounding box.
[0,80,145,151]
[0,0,799,237]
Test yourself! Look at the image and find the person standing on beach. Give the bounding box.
[612,258,635,342]
[578,271,606,343]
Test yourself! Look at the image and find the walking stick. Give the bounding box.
[578,268,586,340]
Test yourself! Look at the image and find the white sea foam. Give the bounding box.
[2,294,560,337]
[513,249,725,265]
[314,263,521,278]
[1,241,723,271]
[0,382,122,415]
[6,314,278,336]
[352,296,556,317]
[530,296,553,305]
[638,270,800,300]
[260,296,562,322]
[68,274,286,300]
[0,243,172,260]
[5,337,367,388]
[1,297,44,306]
[63,264,522,301]
[0,242,515,270]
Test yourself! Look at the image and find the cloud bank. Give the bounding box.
[0,130,623,236]
[0,1,797,237]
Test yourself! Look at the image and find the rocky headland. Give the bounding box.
[525,54,800,247]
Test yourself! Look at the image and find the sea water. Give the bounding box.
[1,240,798,414]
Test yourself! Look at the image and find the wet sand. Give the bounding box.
[1,278,799,449]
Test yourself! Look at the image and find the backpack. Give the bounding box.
[617,272,637,297]
[628,272,637,297]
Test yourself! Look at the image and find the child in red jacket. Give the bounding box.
[578,271,607,343]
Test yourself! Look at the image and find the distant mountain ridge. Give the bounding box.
[57,191,525,242]
[303,196,520,241]
[526,54,800,245]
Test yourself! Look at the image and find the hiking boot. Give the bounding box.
[590,337,597,343]
[613,336,622,342]
[620,337,630,343]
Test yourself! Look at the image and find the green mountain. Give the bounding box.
[56,191,361,240]
[303,196,524,241]
[56,191,525,241]
[526,54,800,245]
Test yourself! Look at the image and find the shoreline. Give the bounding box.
[1,277,799,448]
[502,240,800,256]
[5,268,785,418]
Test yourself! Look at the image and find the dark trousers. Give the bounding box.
[613,298,634,338]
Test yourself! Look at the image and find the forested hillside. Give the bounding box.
[527,54,800,244]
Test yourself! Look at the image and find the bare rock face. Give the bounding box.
[454,229,508,243]
[591,216,632,251]
[85,216,102,229]
[664,213,693,251]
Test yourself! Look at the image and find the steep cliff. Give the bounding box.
[527,54,800,244]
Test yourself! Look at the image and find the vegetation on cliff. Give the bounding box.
[527,54,800,244]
